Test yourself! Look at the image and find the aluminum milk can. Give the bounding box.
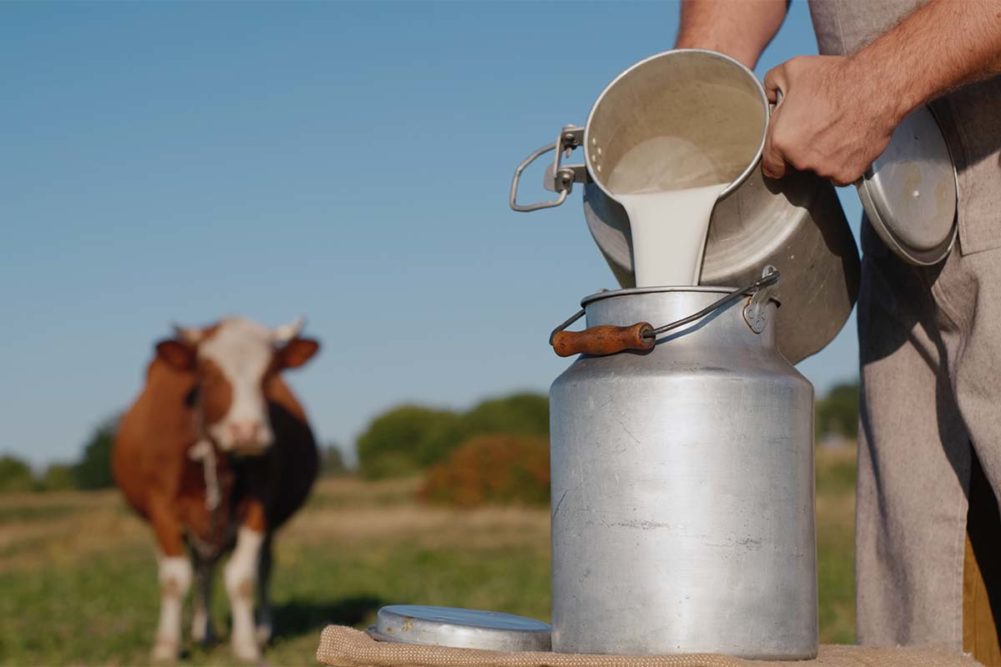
[548,272,817,658]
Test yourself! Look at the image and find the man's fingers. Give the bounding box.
[761,149,787,180]
[763,64,787,105]
[762,63,791,178]
[761,126,787,180]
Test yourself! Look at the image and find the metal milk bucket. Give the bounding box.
[547,270,818,658]
[510,49,859,364]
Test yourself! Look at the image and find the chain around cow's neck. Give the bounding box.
[188,391,222,512]
[188,439,221,511]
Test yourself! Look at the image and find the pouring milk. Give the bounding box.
[606,136,727,287]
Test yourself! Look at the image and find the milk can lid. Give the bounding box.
[367,605,552,652]
[857,105,957,266]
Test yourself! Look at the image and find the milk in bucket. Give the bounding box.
[587,52,766,288]
[510,49,771,288]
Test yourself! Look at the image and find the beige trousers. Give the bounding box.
[856,222,1001,649]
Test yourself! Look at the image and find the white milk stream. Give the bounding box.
[605,137,727,287]
[617,185,727,286]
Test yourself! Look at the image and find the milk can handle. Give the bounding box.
[551,322,655,357]
[550,268,780,357]
[509,126,585,212]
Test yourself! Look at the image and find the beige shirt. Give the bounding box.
[808,0,1001,254]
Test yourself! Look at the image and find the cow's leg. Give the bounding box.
[154,554,193,662]
[255,533,274,645]
[149,498,191,663]
[190,553,217,646]
[225,526,264,662]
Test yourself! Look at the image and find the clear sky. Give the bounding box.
[0,0,861,467]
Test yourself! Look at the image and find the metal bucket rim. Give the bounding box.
[583,48,769,202]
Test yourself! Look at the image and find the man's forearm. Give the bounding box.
[851,0,1001,125]
[674,0,789,69]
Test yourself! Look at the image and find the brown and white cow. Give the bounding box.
[113,317,320,662]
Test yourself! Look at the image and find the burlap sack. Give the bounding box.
[316,625,981,667]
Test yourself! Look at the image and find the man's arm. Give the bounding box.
[854,0,1001,118]
[674,0,790,70]
[763,0,1001,184]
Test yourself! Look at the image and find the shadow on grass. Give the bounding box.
[272,595,383,640]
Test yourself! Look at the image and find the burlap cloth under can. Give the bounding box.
[316,626,982,667]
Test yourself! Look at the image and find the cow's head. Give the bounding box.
[155,317,320,455]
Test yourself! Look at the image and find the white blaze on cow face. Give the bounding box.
[198,318,278,454]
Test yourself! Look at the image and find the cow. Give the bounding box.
[113,316,320,662]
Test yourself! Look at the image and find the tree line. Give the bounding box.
[0,416,346,493]
[0,417,118,493]
[0,382,859,493]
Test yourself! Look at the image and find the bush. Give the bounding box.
[75,416,118,490]
[420,434,549,508]
[816,382,859,439]
[40,463,76,491]
[356,406,462,479]
[319,444,349,476]
[462,393,549,437]
[0,455,36,493]
[355,393,550,480]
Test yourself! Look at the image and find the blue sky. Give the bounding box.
[0,1,860,467]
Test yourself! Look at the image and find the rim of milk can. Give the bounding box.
[549,267,781,358]
[583,48,769,202]
[579,283,762,305]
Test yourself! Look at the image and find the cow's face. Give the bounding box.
[155,317,319,455]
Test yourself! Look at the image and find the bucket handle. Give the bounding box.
[509,126,586,212]
[550,267,780,357]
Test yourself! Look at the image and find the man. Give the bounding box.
[675,0,1001,651]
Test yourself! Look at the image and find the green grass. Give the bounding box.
[0,447,856,665]
[815,446,856,644]
[0,503,80,523]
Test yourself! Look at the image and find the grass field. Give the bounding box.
[0,446,856,666]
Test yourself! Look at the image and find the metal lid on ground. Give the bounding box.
[857,105,957,266]
[368,605,552,652]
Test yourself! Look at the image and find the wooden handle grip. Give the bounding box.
[551,323,654,357]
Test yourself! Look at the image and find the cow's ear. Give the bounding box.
[276,337,320,369]
[155,339,197,371]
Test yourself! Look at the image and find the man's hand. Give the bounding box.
[758,0,1001,186]
[676,0,1001,187]
[761,56,903,186]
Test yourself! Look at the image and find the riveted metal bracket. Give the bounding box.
[743,265,779,334]
[510,125,588,212]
